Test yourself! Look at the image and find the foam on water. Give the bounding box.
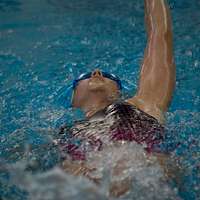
[1,143,180,200]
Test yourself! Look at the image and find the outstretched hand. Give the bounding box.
[61,160,101,184]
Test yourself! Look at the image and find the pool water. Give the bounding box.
[0,0,200,199]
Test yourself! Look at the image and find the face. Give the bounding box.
[72,70,120,108]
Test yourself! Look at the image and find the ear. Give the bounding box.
[71,89,80,108]
[71,90,75,107]
[114,89,121,99]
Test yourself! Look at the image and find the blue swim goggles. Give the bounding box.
[72,71,122,90]
[55,71,126,108]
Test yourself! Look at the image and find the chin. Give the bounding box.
[88,81,106,91]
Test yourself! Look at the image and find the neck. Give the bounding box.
[82,100,111,119]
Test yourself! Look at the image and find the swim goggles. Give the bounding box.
[72,71,122,90]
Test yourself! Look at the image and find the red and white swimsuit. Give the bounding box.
[56,102,164,161]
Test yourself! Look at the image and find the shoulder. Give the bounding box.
[125,96,165,124]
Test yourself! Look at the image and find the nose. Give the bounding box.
[91,69,103,77]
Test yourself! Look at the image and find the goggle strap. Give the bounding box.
[73,71,122,90]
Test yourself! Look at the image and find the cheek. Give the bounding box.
[105,82,120,100]
[106,80,119,93]
[72,81,90,106]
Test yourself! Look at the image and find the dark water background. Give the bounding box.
[0,0,200,199]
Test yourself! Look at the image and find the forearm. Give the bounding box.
[145,0,172,35]
[136,0,175,112]
[144,0,174,63]
[144,0,174,65]
[61,160,100,184]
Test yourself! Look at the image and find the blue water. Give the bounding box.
[0,0,200,199]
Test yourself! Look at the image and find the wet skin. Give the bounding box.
[63,0,177,197]
[72,69,120,118]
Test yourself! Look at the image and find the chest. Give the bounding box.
[58,103,164,161]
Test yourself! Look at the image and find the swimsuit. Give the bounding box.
[56,102,164,161]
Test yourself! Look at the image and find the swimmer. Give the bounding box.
[55,0,178,197]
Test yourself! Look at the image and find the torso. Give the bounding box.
[56,102,164,161]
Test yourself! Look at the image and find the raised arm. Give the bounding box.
[127,0,176,123]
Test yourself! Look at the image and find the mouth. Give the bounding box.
[90,76,104,81]
[89,76,105,84]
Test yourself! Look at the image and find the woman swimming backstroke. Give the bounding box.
[55,0,177,197]
[72,0,175,124]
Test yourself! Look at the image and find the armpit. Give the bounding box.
[126,97,165,124]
